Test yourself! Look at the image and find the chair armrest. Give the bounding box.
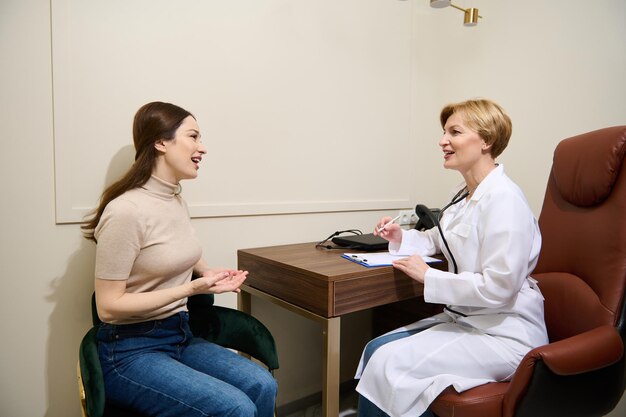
[211,306,279,371]
[503,324,624,417]
[189,305,279,371]
[79,326,105,417]
[537,325,623,375]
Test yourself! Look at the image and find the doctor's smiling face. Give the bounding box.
[439,111,492,174]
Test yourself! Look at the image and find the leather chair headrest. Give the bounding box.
[552,126,626,207]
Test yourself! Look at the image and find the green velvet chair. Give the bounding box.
[78,290,279,417]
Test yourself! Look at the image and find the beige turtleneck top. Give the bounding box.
[94,175,202,324]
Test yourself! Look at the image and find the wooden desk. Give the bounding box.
[237,242,446,417]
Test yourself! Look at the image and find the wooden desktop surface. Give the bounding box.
[238,242,446,318]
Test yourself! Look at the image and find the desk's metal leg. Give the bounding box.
[239,285,343,417]
[322,317,341,417]
[238,290,251,315]
[237,291,254,360]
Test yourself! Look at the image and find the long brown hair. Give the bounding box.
[82,101,194,242]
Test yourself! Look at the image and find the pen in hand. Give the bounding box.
[377,214,401,233]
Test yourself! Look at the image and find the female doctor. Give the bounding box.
[355,98,548,417]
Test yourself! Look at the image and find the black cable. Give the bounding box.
[315,229,363,250]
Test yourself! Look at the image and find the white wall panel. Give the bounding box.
[51,0,417,223]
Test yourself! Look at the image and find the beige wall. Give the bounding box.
[1,0,625,416]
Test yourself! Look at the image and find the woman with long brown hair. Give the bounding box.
[82,101,277,417]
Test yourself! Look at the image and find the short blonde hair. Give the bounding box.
[440,99,512,158]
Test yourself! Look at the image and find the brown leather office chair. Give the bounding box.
[431,126,626,417]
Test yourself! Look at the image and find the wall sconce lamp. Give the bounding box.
[430,0,483,26]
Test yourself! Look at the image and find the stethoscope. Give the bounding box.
[437,187,470,274]
[436,187,470,317]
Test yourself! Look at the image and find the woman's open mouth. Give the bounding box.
[443,150,455,160]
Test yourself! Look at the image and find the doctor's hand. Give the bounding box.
[373,216,402,245]
[392,255,429,284]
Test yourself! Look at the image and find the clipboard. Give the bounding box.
[342,252,443,268]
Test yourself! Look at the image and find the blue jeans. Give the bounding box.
[358,329,434,417]
[96,311,277,417]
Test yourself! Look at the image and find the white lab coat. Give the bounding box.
[355,165,548,417]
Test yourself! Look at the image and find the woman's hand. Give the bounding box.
[392,255,429,284]
[95,268,248,323]
[373,216,402,245]
[191,269,248,295]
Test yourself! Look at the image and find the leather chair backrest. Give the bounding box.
[533,126,626,343]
